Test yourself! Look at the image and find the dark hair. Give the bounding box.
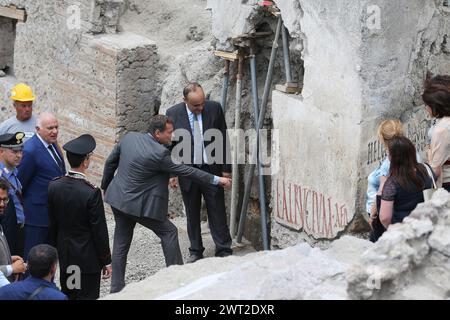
[388,136,427,191]
[66,152,87,168]
[422,73,450,118]
[183,82,202,99]
[0,179,8,192]
[148,115,173,134]
[424,72,450,88]
[27,244,58,278]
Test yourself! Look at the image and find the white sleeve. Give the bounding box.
[5,265,12,277]
[430,126,450,167]
[0,271,10,288]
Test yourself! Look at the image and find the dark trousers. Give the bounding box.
[60,271,101,300]
[23,225,48,261]
[181,168,232,257]
[369,195,386,242]
[443,183,450,193]
[110,207,183,293]
[15,227,25,257]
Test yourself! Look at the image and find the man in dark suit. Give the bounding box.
[18,112,66,260]
[48,134,111,300]
[101,115,231,293]
[166,82,233,263]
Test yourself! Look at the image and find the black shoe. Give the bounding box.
[215,251,232,258]
[186,254,203,264]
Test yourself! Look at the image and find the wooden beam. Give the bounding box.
[0,5,27,22]
[268,6,281,17]
[236,31,273,39]
[214,50,240,61]
[275,83,302,94]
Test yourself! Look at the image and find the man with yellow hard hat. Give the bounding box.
[0,83,36,141]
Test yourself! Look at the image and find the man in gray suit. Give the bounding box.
[101,115,231,293]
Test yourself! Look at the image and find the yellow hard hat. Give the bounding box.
[10,83,36,102]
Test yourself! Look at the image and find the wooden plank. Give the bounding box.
[214,50,239,61]
[275,83,302,94]
[238,31,273,39]
[0,6,26,22]
[268,6,281,17]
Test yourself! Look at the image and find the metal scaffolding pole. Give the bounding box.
[220,60,230,111]
[237,16,283,243]
[249,43,270,250]
[229,54,245,238]
[281,24,292,83]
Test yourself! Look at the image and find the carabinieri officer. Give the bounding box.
[0,132,26,257]
[47,134,111,300]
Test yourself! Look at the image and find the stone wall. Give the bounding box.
[0,0,160,186]
[2,0,448,252]
[270,0,450,248]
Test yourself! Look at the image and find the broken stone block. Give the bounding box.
[89,0,125,34]
[428,225,450,256]
[186,26,205,42]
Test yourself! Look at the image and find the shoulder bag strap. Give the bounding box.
[424,163,437,189]
[27,285,47,300]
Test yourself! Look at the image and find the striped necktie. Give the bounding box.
[48,144,64,173]
[193,113,203,165]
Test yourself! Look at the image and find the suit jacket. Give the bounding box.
[0,276,67,300]
[101,132,216,221]
[0,225,12,280]
[17,134,66,227]
[166,101,231,193]
[48,174,111,274]
[0,200,18,256]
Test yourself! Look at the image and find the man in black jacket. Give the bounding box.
[166,82,233,263]
[48,134,111,300]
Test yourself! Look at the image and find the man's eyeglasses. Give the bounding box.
[0,197,9,205]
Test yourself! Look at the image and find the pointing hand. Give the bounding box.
[218,177,232,189]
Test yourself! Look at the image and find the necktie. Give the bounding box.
[193,113,203,165]
[48,144,64,173]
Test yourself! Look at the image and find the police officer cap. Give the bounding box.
[63,134,96,156]
[0,132,25,150]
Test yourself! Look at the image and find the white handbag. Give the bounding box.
[423,163,437,201]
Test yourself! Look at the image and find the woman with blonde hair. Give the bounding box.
[366,119,404,219]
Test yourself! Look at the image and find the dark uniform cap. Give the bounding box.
[0,132,25,150]
[63,134,96,156]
